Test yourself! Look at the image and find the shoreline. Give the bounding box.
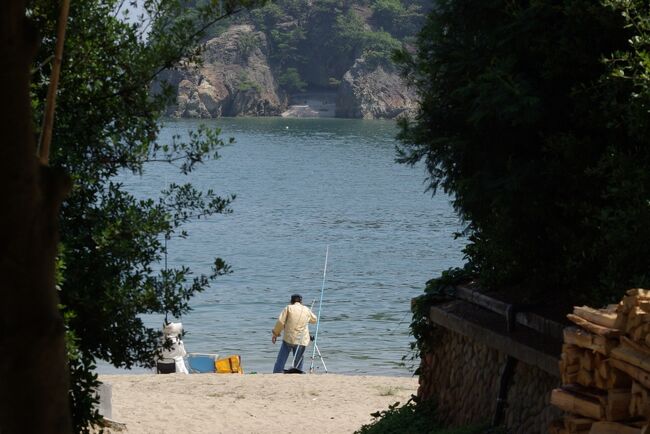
[99,373,418,433]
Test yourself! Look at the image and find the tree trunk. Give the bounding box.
[0,1,73,432]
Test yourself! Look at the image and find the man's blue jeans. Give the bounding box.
[273,340,306,373]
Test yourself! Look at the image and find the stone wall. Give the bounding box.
[418,329,561,433]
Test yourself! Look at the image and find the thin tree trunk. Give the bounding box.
[0,1,73,432]
[38,0,70,165]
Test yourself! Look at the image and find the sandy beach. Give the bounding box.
[100,373,418,434]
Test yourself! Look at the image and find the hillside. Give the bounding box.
[162,0,428,119]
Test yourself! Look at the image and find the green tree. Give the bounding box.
[29,0,265,430]
[362,29,402,67]
[278,67,307,92]
[397,0,650,303]
[373,0,405,27]
[371,0,424,39]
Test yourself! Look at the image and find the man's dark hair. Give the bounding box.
[290,294,302,304]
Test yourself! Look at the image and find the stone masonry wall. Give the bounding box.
[505,360,562,433]
[418,329,561,433]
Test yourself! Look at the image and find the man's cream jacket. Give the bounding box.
[273,303,317,346]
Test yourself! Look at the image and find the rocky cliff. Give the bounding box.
[165,40,416,120]
[335,57,417,119]
[163,0,423,120]
[165,25,285,118]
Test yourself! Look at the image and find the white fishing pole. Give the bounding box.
[309,245,329,373]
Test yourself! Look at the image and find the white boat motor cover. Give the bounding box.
[160,322,188,374]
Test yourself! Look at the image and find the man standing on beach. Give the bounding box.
[272,294,317,373]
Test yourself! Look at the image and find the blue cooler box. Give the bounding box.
[186,353,219,373]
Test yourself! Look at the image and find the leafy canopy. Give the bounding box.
[29,0,265,430]
[397,0,650,303]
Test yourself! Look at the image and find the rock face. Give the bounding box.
[162,24,419,119]
[335,57,417,119]
[165,25,285,118]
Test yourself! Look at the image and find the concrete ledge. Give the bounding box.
[454,284,566,341]
[429,299,562,377]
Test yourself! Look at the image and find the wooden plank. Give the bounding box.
[564,327,618,355]
[627,289,650,298]
[548,420,567,434]
[607,366,633,389]
[561,360,580,376]
[567,314,623,338]
[631,381,650,418]
[567,363,580,374]
[594,368,605,390]
[621,296,639,314]
[564,363,580,374]
[605,388,631,421]
[611,345,650,373]
[565,327,596,348]
[629,324,650,342]
[626,307,650,333]
[610,358,650,390]
[564,344,583,363]
[630,382,644,417]
[595,354,606,379]
[581,351,594,371]
[623,336,650,354]
[589,421,642,434]
[564,415,594,432]
[550,388,604,420]
[629,393,640,418]
[639,301,650,313]
[561,383,607,400]
[574,306,619,329]
[577,369,594,388]
[563,372,578,385]
[611,337,650,373]
[636,311,650,324]
[549,419,567,434]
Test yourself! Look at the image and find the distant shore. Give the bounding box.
[99,373,418,433]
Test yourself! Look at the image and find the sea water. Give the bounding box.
[101,117,465,376]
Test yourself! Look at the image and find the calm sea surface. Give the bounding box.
[102,117,465,376]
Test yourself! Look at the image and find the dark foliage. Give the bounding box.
[354,398,497,434]
[29,0,264,430]
[397,0,650,304]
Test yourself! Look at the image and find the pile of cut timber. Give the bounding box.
[550,289,650,434]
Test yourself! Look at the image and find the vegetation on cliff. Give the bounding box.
[399,0,650,305]
[206,0,429,94]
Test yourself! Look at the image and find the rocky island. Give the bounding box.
[160,0,428,119]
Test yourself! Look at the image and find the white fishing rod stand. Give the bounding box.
[291,300,328,373]
[309,245,329,374]
[309,342,328,373]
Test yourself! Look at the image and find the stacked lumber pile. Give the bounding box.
[550,289,650,434]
